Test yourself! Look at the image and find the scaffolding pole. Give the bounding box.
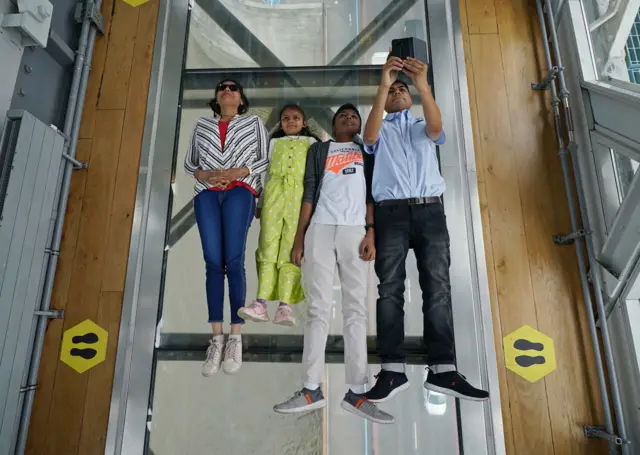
[535,0,630,452]
[14,0,104,452]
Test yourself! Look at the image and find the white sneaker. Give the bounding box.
[223,337,242,374]
[202,338,223,377]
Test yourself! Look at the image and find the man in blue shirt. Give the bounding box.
[363,55,489,403]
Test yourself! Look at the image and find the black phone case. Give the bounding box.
[390,37,429,63]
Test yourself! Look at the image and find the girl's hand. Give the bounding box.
[291,239,304,267]
[255,207,262,219]
[359,231,376,261]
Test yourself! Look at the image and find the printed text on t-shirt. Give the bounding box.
[325,151,363,174]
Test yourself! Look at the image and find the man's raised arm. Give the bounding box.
[363,57,404,147]
[403,57,443,142]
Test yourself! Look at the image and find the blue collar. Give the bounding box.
[384,109,412,122]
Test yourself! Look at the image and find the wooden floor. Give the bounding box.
[460,0,607,453]
[23,0,608,454]
[24,1,159,454]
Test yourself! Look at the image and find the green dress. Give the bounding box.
[256,137,313,304]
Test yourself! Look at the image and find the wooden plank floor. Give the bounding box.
[25,1,159,454]
[23,0,608,453]
[460,0,608,453]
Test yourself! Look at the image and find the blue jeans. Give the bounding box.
[194,187,256,325]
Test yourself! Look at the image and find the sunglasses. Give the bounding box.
[216,83,239,92]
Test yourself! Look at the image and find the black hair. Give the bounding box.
[332,103,362,135]
[390,79,410,91]
[209,79,250,116]
[270,104,321,141]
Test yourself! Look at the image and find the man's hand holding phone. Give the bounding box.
[382,55,404,88]
[402,57,430,93]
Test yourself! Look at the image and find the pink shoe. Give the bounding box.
[272,305,296,326]
[238,301,270,322]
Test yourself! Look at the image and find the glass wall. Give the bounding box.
[106,1,502,453]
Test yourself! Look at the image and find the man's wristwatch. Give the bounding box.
[365,223,374,231]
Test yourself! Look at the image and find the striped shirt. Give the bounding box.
[184,114,270,195]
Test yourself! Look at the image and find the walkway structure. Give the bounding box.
[0,0,638,454]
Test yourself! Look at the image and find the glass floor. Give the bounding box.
[105,1,502,454]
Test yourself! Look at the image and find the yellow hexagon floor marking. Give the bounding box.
[121,0,150,7]
[503,325,556,383]
[60,320,108,374]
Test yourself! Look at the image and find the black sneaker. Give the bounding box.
[365,370,410,403]
[424,370,489,401]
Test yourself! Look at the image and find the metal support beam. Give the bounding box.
[46,31,76,67]
[62,152,87,169]
[74,0,105,35]
[328,0,419,66]
[535,2,629,453]
[584,425,630,446]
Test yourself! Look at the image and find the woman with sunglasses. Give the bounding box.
[185,79,269,376]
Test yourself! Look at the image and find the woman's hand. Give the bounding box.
[359,230,376,261]
[214,167,249,183]
[291,237,304,267]
[195,169,229,188]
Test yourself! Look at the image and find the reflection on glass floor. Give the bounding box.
[149,362,459,454]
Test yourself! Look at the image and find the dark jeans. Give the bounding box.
[374,201,455,365]
[194,187,255,325]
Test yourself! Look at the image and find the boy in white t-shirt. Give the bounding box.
[273,104,394,424]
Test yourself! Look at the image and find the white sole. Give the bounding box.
[424,382,489,402]
[201,369,219,377]
[272,319,295,327]
[367,381,411,403]
[273,399,327,414]
[223,361,241,375]
[340,400,395,424]
[237,310,269,323]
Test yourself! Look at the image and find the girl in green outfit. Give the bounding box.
[238,105,319,326]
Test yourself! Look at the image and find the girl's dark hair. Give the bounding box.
[209,79,250,116]
[270,104,321,141]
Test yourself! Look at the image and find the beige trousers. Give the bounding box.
[301,224,369,387]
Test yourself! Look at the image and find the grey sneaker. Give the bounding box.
[340,390,395,424]
[273,388,327,414]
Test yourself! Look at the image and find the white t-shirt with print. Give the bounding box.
[311,141,367,226]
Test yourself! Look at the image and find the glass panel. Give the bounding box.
[166,0,435,338]
[186,0,429,68]
[610,148,639,202]
[148,361,459,454]
[586,1,640,85]
[164,93,431,336]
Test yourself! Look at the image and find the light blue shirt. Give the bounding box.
[364,109,446,202]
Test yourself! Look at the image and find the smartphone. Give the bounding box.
[390,37,429,63]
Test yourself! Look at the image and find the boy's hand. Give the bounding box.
[255,207,262,219]
[291,238,304,267]
[403,57,429,93]
[359,230,376,261]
